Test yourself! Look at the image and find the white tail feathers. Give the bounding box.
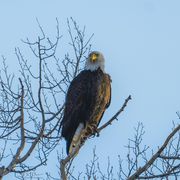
[69,123,84,154]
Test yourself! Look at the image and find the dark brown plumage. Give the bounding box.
[61,51,111,154]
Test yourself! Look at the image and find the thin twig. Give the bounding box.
[128,124,180,180]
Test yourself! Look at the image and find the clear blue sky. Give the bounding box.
[0,0,180,179]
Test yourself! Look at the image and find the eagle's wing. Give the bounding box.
[61,71,90,151]
[104,73,111,108]
[89,73,111,128]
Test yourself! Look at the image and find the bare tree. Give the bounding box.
[0,18,93,179]
[0,18,180,180]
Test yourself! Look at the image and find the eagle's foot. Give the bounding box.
[87,124,97,134]
[90,128,99,137]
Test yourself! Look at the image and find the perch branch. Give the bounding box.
[97,95,132,133]
[60,143,84,180]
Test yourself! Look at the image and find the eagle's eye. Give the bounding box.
[90,53,98,62]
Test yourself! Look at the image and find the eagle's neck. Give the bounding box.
[85,61,105,72]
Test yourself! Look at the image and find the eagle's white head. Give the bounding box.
[85,51,105,72]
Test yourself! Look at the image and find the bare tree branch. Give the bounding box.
[0,18,94,179]
[97,95,132,133]
[128,124,180,180]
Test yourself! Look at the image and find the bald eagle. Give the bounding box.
[61,51,111,155]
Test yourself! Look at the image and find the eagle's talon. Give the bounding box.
[96,131,100,137]
[93,129,100,137]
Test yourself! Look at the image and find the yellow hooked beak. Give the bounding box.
[90,54,97,62]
